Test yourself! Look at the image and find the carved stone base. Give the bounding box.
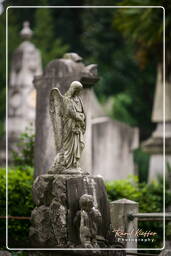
[29,173,111,249]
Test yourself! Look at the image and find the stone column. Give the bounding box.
[3,21,42,164]
[110,198,138,249]
[142,64,171,181]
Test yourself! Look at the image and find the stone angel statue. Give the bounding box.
[48,81,86,174]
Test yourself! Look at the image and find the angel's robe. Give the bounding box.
[63,95,86,168]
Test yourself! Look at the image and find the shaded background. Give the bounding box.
[1,0,166,181]
[1,0,163,141]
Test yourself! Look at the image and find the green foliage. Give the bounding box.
[106,175,140,202]
[81,5,156,140]
[105,93,137,126]
[166,222,171,240]
[106,174,167,214]
[0,9,20,136]
[12,128,35,168]
[33,3,69,67]
[113,0,171,82]
[114,1,163,67]
[0,167,34,248]
[11,252,28,256]
[134,148,150,183]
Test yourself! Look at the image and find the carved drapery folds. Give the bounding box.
[48,81,86,174]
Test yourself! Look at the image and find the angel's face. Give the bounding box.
[72,85,82,97]
[74,87,81,96]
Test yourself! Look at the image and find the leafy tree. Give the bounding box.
[0,7,21,136]
[114,0,171,80]
[51,1,84,54]
[33,0,69,67]
[81,3,156,140]
[114,2,164,69]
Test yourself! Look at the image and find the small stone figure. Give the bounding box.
[49,81,86,174]
[74,194,102,248]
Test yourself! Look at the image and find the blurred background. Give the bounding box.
[1,0,165,179]
[0,0,171,253]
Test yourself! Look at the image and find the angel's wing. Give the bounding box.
[49,88,64,152]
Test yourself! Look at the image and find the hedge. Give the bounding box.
[0,167,34,249]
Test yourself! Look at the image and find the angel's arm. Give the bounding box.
[63,97,82,121]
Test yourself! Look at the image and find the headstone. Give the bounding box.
[34,53,139,180]
[30,81,126,255]
[91,118,139,180]
[7,21,42,161]
[142,64,171,181]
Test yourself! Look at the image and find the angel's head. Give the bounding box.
[66,81,83,97]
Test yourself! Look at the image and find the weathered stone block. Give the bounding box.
[30,205,55,248]
[32,175,54,206]
[30,174,110,249]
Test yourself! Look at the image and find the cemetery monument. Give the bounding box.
[29,80,126,255]
[34,53,138,180]
[142,64,171,181]
[7,21,42,161]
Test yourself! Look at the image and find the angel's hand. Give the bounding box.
[78,118,85,129]
[77,113,85,122]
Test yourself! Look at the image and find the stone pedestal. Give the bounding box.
[29,173,110,249]
[110,199,138,250]
[142,122,171,181]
